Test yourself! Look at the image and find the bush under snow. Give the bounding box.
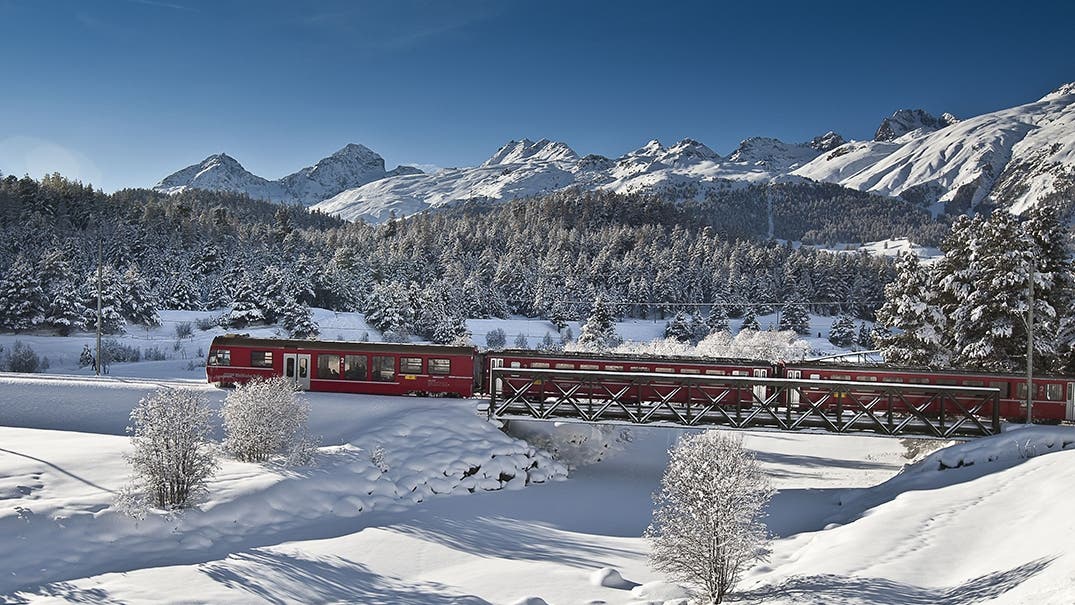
[220,376,319,465]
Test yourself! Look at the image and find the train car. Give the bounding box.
[781,361,1075,423]
[206,335,479,397]
[483,349,775,407]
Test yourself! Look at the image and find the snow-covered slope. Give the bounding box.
[314,134,834,223]
[795,82,1075,213]
[154,144,422,206]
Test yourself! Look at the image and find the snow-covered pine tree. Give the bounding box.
[280,297,319,339]
[664,311,693,342]
[432,312,469,345]
[81,265,126,334]
[539,332,557,351]
[577,296,620,350]
[364,281,413,338]
[225,273,265,329]
[1024,203,1073,372]
[166,270,201,311]
[688,311,710,343]
[120,266,161,327]
[778,297,811,335]
[828,314,856,347]
[485,328,507,349]
[874,253,947,366]
[0,257,45,331]
[739,307,760,333]
[706,301,730,334]
[513,332,528,348]
[857,321,873,349]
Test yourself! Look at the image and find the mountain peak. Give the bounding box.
[809,131,847,153]
[660,139,720,165]
[1040,82,1075,102]
[874,109,958,142]
[482,138,579,166]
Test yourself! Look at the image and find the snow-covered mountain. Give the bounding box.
[154,144,422,206]
[314,134,834,223]
[794,83,1075,213]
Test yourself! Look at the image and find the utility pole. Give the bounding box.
[95,237,102,376]
[1026,255,1034,424]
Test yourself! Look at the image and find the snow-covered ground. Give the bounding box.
[3,312,1073,603]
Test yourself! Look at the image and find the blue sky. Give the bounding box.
[1,0,1073,192]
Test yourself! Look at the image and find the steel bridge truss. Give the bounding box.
[489,368,1002,438]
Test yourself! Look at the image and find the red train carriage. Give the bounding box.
[781,361,1075,423]
[484,349,775,407]
[206,335,478,397]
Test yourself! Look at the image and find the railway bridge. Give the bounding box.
[488,367,1002,438]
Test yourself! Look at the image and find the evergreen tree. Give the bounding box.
[577,296,620,350]
[225,273,265,329]
[513,332,529,348]
[432,312,469,345]
[539,332,557,351]
[874,253,947,366]
[739,307,760,333]
[0,257,45,331]
[167,270,200,311]
[778,298,811,335]
[857,321,873,349]
[44,278,86,336]
[81,265,126,334]
[828,315,856,347]
[706,303,729,334]
[280,298,319,339]
[665,311,693,342]
[120,266,161,327]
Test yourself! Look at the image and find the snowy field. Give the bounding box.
[2,312,1074,603]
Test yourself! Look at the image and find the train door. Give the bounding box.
[1068,382,1074,421]
[753,368,768,402]
[283,353,312,390]
[489,358,504,394]
[786,369,801,405]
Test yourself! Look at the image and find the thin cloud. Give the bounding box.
[124,0,197,11]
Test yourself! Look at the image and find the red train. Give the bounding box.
[205,335,1075,423]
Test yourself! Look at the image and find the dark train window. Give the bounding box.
[250,351,273,368]
[317,354,341,379]
[401,357,423,374]
[344,355,367,380]
[831,374,851,381]
[1016,383,1028,399]
[989,381,1010,398]
[208,349,231,366]
[1047,383,1063,401]
[373,356,395,382]
[656,367,674,373]
[705,369,726,375]
[631,366,650,372]
[579,364,600,370]
[429,358,451,375]
[908,377,930,384]
[855,375,878,382]
[962,380,984,387]
[530,362,550,369]
[555,363,575,370]
[680,368,700,374]
[732,370,749,377]
[936,379,957,386]
[605,365,624,371]
[881,376,904,383]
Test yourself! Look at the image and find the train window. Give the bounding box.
[831,374,851,381]
[989,381,1010,398]
[510,362,521,368]
[810,374,821,380]
[317,354,341,379]
[936,379,957,386]
[855,375,878,382]
[605,365,624,371]
[908,377,930,384]
[1016,383,1028,399]
[580,364,600,370]
[530,362,550,369]
[555,363,575,370]
[373,356,395,382]
[285,357,295,378]
[656,367,674,373]
[631,366,650,372]
[881,376,904,383]
[1047,383,1063,401]
[680,368,701,374]
[207,349,231,366]
[429,358,451,375]
[344,355,367,380]
[401,357,423,374]
[705,369,726,375]
[731,370,749,377]
[250,351,273,368]
[962,380,985,387]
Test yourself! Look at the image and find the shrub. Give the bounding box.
[195,317,217,331]
[174,321,194,340]
[143,346,167,361]
[220,376,318,465]
[102,339,141,363]
[6,341,42,373]
[124,389,218,510]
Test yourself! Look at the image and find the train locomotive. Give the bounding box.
[206,334,1075,423]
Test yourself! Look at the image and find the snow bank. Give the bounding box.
[0,391,568,594]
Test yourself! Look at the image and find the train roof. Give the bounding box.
[785,359,1075,380]
[209,335,477,356]
[488,348,773,367]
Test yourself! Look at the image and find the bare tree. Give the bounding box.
[125,389,218,510]
[220,376,317,464]
[645,431,774,604]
